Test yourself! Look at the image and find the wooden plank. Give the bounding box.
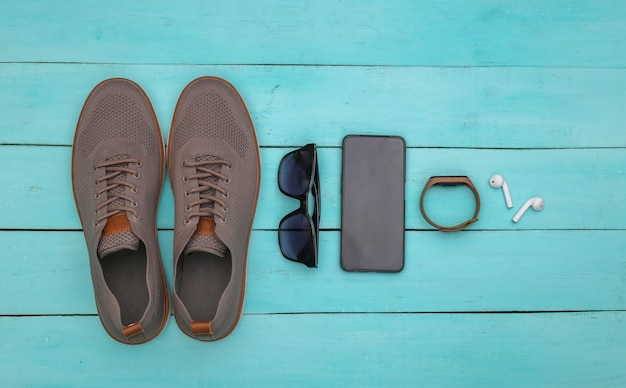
[2,1,626,67]
[2,1,625,385]
[2,230,625,315]
[3,64,626,148]
[1,146,625,230]
[1,313,624,386]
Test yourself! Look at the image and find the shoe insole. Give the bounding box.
[100,243,149,326]
[178,251,232,322]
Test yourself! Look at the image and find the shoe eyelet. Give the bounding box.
[131,188,138,194]
[133,173,140,178]
[224,178,231,184]
[182,176,189,183]
[185,205,192,211]
[184,218,191,225]
[137,161,143,167]
[131,201,138,208]
[184,191,191,197]
[95,193,100,199]
[221,206,228,213]
[223,192,229,199]
[218,217,227,224]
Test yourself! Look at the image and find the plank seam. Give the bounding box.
[3,144,626,151]
[3,310,625,318]
[2,62,626,70]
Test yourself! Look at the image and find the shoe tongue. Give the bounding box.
[184,217,228,258]
[183,155,228,258]
[97,155,141,259]
[197,154,220,208]
[98,213,140,259]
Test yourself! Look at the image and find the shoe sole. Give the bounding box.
[168,76,261,341]
[72,78,170,345]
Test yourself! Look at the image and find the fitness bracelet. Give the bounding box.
[420,176,481,232]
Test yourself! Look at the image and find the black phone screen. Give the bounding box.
[341,135,406,272]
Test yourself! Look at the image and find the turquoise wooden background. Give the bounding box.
[1,1,626,386]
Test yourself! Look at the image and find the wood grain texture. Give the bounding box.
[1,313,625,386]
[0,0,625,385]
[2,0,626,67]
[2,64,626,148]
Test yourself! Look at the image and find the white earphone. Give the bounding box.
[512,197,544,223]
[489,174,513,208]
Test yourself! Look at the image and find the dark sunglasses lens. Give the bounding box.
[279,212,316,266]
[279,149,313,197]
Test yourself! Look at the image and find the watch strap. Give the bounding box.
[419,176,481,232]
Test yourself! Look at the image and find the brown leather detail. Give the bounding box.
[102,213,132,236]
[191,321,214,336]
[195,217,216,236]
[123,323,145,340]
[420,176,481,232]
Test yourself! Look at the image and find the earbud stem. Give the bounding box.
[502,182,513,208]
[512,201,531,223]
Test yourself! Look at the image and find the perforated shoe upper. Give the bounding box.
[72,78,169,344]
[168,76,261,341]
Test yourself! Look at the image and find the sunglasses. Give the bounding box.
[277,143,320,268]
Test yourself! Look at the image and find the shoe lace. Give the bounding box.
[95,157,140,225]
[183,158,231,224]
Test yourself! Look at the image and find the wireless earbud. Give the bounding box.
[489,174,513,208]
[512,197,544,223]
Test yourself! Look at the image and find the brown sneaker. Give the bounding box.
[168,76,261,341]
[72,78,169,344]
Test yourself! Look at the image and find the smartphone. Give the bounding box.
[341,135,406,272]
